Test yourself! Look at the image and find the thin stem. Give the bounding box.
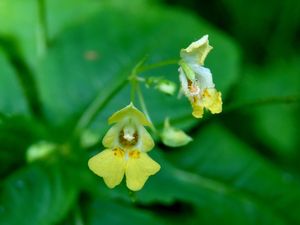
[129,56,148,103]
[137,59,178,73]
[136,83,157,134]
[74,57,176,137]
[130,77,137,103]
[37,0,49,57]
[0,37,44,120]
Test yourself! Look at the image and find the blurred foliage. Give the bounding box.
[0,0,299,225]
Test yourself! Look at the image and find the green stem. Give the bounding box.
[129,56,148,103]
[37,0,49,57]
[74,57,176,136]
[137,59,178,73]
[136,83,157,133]
[130,76,137,103]
[0,37,44,120]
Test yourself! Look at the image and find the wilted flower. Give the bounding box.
[26,141,57,162]
[161,118,192,147]
[88,103,160,191]
[179,35,222,118]
[155,79,177,96]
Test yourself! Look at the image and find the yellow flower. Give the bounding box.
[88,103,160,191]
[179,35,222,118]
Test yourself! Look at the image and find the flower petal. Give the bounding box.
[108,103,151,126]
[191,98,204,118]
[202,88,222,114]
[125,152,160,191]
[137,126,155,152]
[179,67,190,97]
[88,149,126,188]
[180,35,213,65]
[102,123,122,148]
[189,64,215,90]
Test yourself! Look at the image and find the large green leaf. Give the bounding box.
[0,163,78,225]
[45,0,103,39]
[164,123,300,225]
[232,57,300,159]
[0,0,105,69]
[35,3,240,133]
[85,147,287,225]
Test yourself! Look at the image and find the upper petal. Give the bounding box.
[180,35,213,65]
[108,103,151,126]
[125,152,160,191]
[88,149,126,188]
[191,96,204,118]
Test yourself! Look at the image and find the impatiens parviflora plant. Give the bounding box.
[87,34,222,191]
[178,35,222,118]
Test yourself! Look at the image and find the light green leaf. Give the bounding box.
[0,0,38,69]
[0,0,106,69]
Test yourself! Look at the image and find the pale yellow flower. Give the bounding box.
[88,103,160,191]
[179,35,222,118]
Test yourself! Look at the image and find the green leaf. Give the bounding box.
[0,0,106,69]
[85,147,288,225]
[0,163,78,225]
[35,3,240,133]
[164,123,300,225]
[0,0,38,69]
[45,0,103,39]
[85,198,166,225]
[0,49,28,115]
[0,116,47,176]
[232,57,300,158]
